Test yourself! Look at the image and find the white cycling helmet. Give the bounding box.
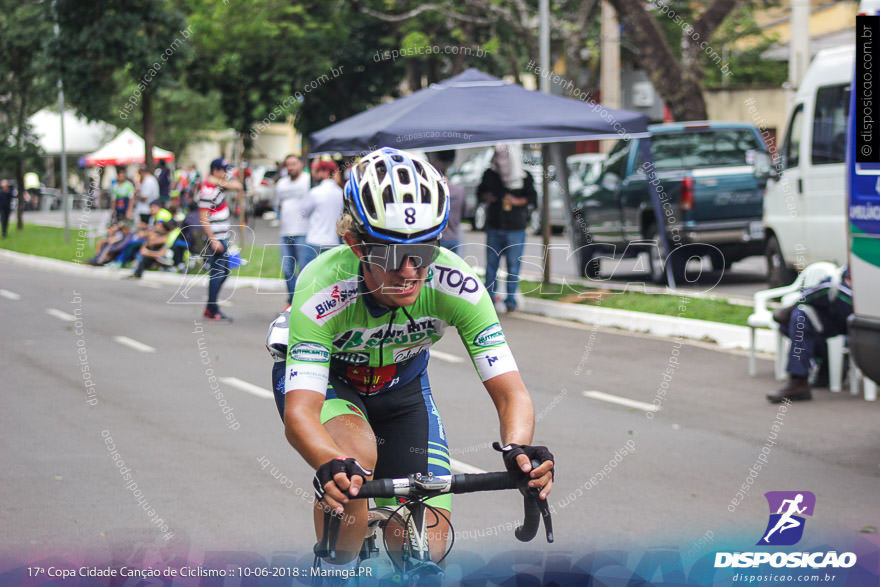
[344,147,449,243]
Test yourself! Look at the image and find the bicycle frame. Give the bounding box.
[313,470,553,581]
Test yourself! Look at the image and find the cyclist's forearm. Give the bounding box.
[284,391,345,469]
[484,371,535,445]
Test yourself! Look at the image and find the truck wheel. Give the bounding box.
[708,249,726,272]
[580,246,601,279]
[765,235,796,287]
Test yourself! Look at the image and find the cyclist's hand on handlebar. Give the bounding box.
[313,457,372,513]
[493,442,555,500]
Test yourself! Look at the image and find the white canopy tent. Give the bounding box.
[29,108,117,156]
[83,128,174,167]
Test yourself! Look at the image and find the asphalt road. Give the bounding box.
[2,257,878,575]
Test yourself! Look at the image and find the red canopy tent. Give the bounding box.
[82,128,174,166]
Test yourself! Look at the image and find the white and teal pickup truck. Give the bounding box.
[571,122,771,283]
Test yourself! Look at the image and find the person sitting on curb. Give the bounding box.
[127,220,177,279]
[767,267,853,404]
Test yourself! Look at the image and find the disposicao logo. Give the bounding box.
[714,491,857,570]
[758,491,815,546]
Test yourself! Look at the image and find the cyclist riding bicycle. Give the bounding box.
[266,147,555,571]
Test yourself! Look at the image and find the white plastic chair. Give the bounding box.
[747,262,839,379]
[850,362,878,401]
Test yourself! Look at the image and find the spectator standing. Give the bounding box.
[299,158,343,267]
[23,172,40,210]
[0,179,15,238]
[767,267,854,403]
[198,158,242,322]
[478,144,536,313]
[157,160,171,203]
[275,154,311,303]
[111,168,135,223]
[135,166,159,223]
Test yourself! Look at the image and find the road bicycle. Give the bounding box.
[312,465,554,584]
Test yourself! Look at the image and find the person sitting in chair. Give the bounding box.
[767,267,853,403]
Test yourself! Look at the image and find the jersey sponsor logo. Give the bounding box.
[394,343,430,363]
[332,351,370,366]
[333,317,444,352]
[289,342,330,362]
[432,265,483,305]
[302,279,360,325]
[346,364,399,393]
[286,364,329,394]
[473,323,505,347]
[474,345,517,381]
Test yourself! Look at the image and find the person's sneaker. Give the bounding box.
[204,310,233,323]
[505,304,517,313]
[124,273,141,280]
[766,376,812,403]
[156,256,173,267]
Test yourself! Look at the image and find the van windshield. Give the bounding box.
[649,129,763,170]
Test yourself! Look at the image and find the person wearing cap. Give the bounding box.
[135,166,160,224]
[198,158,243,322]
[299,158,344,268]
[264,147,555,571]
[275,154,311,304]
[767,266,854,403]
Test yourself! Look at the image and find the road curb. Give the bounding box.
[521,296,775,353]
[1,248,770,352]
[0,249,286,292]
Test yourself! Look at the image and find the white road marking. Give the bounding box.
[430,350,465,364]
[113,336,157,353]
[449,458,487,474]
[219,376,274,399]
[582,390,660,413]
[0,289,21,300]
[46,308,76,322]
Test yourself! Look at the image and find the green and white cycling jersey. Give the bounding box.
[282,245,516,395]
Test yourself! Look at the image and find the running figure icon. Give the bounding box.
[758,491,816,546]
[763,494,807,542]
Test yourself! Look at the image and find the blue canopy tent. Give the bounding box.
[310,69,677,286]
[311,69,649,154]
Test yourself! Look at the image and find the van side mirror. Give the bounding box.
[752,151,776,180]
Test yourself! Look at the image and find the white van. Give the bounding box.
[763,45,853,286]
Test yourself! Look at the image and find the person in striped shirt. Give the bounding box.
[198,158,243,322]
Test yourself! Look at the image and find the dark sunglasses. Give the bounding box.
[360,240,439,272]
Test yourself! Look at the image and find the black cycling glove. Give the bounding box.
[313,457,373,500]
[493,442,555,481]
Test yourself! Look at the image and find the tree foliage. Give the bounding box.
[0,0,53,228]
[52,0,190,168]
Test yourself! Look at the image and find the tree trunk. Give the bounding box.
[606,0,741,121]
[142,88,155,171]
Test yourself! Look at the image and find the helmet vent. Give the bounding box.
[375,161,387,183]
[382,185,394,205]
[413,161,428,180]
[420,185,431,203]
[361,184,377,218]
[396,168,411,184]
[436,189,446,215]
[391,154,404,163]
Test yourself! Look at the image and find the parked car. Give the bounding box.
[763,45,852,287]
[571,121,771,282]
[250,166,279,216]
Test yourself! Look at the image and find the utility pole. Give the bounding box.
[600,1,622,157]
[540,0,552,285]
[788,0,810,106]
[54,5,70,243]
